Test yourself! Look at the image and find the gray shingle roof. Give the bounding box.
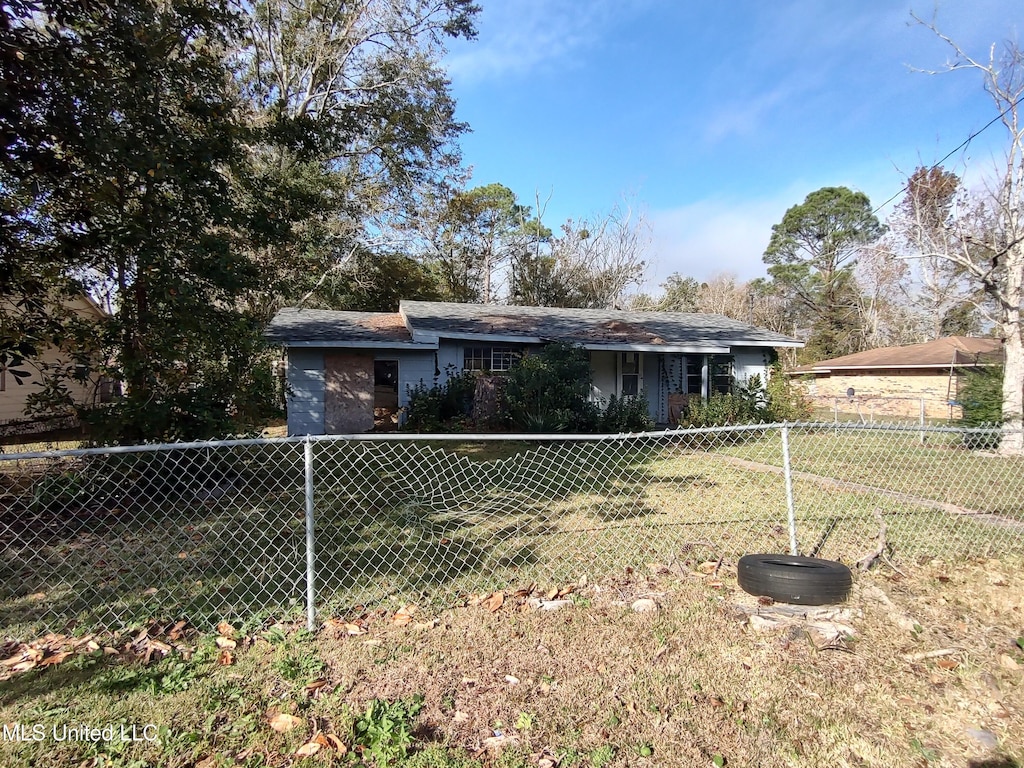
[265,301,803,349]
[265,307,426,347]
[400,301,802,348]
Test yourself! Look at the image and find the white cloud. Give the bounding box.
[701,84,802,145]
[645,191,807,287]
[444,0,642,85]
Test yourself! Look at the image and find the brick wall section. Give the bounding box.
[795,370,963,420]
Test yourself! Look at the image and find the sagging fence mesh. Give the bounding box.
[1,423,1022,638]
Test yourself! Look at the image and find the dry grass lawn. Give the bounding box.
[1,555,1021,768]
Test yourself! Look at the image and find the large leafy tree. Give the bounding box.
[1,0,280,442]
[0,0,95,379]
[512,203,650,309]
[763,186,884,360]
[630,273,700,312]
[884,167,981,340]
[237,0,478,315]
[1,0,479,441]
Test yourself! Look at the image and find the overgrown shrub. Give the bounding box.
[960,365,1002,425]
[680,368,811,427]
[959,365,1003,449]
[502,342,600,432]
[403,367,477,432]
[757,366,813,421]
[683,391,758,427]
[601,393,654,432]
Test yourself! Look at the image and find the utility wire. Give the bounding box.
[872,93,1024,214]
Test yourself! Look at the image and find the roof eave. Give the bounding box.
[582,343,730,353]
[796,361,1001,374]
[271,340,438,350]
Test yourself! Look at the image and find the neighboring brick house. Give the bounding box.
[788,336,1004,421]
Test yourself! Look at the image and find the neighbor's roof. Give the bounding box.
[790,336,1003,374]
[266,301,803,351]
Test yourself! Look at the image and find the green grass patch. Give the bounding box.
[2,429,1022,638]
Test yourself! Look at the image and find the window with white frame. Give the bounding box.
[711,355,734,395]
[685,356,703,395]
[620,352,640,396]
[463,346,518,372]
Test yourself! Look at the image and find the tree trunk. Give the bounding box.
[999,322,1024,454]
[472,374,506,428]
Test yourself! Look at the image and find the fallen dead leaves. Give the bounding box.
[0,620,199,680]
[266,712,349,758]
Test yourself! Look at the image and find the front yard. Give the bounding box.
[1,556,1022,767]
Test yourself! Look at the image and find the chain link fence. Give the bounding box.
[2,423,1022,638]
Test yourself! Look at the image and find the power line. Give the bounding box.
[872,93,1024,214]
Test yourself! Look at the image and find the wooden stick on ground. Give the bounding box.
[855,508,888,571]
[901,647,965,662]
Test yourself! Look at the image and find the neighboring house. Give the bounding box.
[265,300,803,435]
[788,336,1004,420]
[0,292,115,426]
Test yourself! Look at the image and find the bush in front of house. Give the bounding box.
[403,368,477,432]
[754,366,813,422]
[502,342,601,432]
[683,391,758,427]
[600,393,654,432]
[680,368,811,428]
[960,365,1002,426]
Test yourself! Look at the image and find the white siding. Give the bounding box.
[286,349,325,436]
[733,349,773,388]
[642,352,660,420]
[436,341,460,374]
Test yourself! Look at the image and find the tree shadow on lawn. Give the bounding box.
[0,439,675,636]
[312,495,551,606]
[315,438,667,510]
[0,501,309,636]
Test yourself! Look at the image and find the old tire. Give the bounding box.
[737,554,852,605]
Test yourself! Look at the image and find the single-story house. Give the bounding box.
[787,336,1004,420]
[265,300,804,435]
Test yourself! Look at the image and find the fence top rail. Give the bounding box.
[0,421,1017,462]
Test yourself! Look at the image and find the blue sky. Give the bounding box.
[443,0,1020,290]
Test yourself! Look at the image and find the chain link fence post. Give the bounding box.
[780,423,798,555]
[304,436,316,632]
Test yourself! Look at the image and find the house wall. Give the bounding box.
[734,349,773,387]
[642,353,660,420]
[1,347,104,422]
[324,351,374,433]
[0,294,109,424]
[286,349,326,435]
[287,348,450,435]
[795,370,962,420]
[397,351,440,408]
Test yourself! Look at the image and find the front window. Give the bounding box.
[685,356,702,395]
[711,355,734,395]
[464,346,518,372]
[621,352,640,396]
